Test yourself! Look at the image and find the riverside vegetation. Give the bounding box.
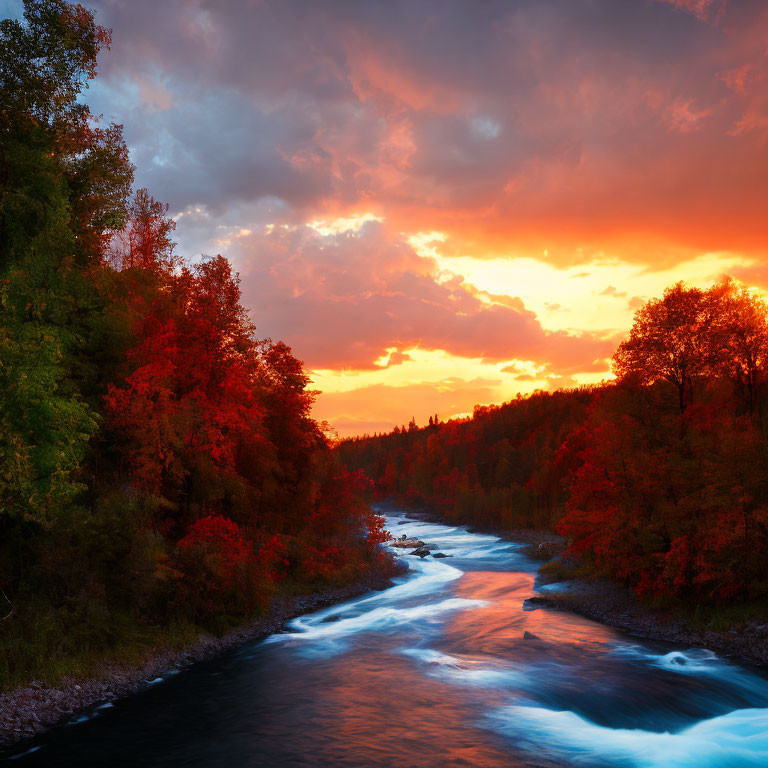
[0,0,392,694]
[337,280,768,630]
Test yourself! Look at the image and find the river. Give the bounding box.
[7,510,768,767]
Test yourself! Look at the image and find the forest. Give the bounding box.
[0,0,389,689]
[337,280,768,608]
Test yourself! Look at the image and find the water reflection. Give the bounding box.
[6,510,768,767]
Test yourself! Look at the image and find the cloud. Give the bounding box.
[85,0,768,266]
[654,0,727,22]
[75,0,768,433]
[731,263,768,291]
[599,285,627,298]
[228,221,614,373]
[384,350,414,367]
[718,64,751,94]
[665,98,712,133]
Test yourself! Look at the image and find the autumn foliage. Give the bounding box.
[0,0,390,686]
[339,281,768,607]
[338,389,594,532]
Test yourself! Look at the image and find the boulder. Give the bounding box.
[522,596,555,611]
[432,552,451,558]
[411,547,431,558]
[391,539,426,549]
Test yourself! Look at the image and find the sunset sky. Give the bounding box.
[26,0,768,435]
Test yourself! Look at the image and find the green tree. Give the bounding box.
[0,1,132,520]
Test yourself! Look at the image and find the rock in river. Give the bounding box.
[522,597,555,611]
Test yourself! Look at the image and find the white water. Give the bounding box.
[269,510,768,767]
[496,706,768,767]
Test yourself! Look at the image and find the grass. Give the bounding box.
[0,557,395,693]
[537,557,586,584]
[683,599,768,633]
[0,601,207,691]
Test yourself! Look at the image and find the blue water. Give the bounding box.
[6,511,768,766]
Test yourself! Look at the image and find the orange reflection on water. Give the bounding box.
[447,571,619,655]
[307,645,558,768]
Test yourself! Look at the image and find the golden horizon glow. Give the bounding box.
[310,346,612,437]
[433,249,752,334]
[308,213,385,236]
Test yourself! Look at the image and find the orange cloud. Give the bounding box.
[230,222,616,373]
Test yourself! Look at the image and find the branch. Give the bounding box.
[0,589,13,622]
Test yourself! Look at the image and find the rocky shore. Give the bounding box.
[532,578,768,667]
[0,566,399,751]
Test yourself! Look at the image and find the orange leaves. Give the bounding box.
[613,279,768,413]
[364,509,391,550]
[613,282,710,412]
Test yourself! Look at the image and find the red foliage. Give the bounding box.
[364,509,391,550]
[104,257,272,502]
[166,515,261,618]
[300,546,348,581]
[337,280,768,607]
[178,516,255,575]
[102,232,381,618]
[256,535,290,583]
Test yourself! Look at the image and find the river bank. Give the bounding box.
[535,578,768,667]
[0,564,399,750]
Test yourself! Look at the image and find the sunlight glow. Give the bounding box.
[308,212,384,236]
[432,250,749,334]
[311,347,611,435]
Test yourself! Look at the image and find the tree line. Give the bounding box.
[0,0,389,687]
[338,281,768,606]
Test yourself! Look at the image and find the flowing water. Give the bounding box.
[6,510,768,767]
